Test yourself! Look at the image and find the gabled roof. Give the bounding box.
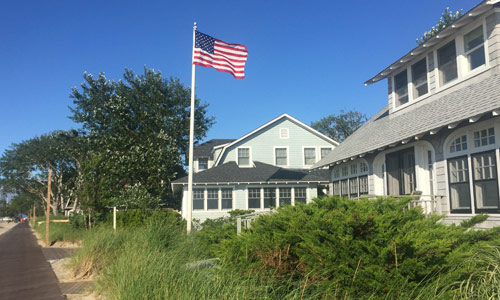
[315,74,500,168]
[365,0,500,86]
[193,139,235,158]
[172,161,330,185]
[214,113,339,166]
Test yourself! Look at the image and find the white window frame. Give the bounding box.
[273,146,289,167]
[192,186,235,212]
[302,146,318,167]
[444,119,500,215]
[391,17,490,113]
[236,146,252,167]
[197,157,209,171]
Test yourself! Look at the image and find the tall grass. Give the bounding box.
[69,199,500,300]
[33,216,85,243]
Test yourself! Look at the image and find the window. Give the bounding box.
[193,189,204,210]
[332,181,341,196]
[349,178,358,197]
[304,148,316,165]
[221,188,233,209]
[320,147,332,160]
[472,151,499,212]
[198,157,208,170]
[280,128,289,139]
[360,162,368,173]
[238,148,250,166]
[263,188,276,209]
[275,148,288,166]
[294,187,307,204]
[351,164,357,175]
[333,168,340,179]
[450,135,467,153]
[359,176,369,195]
[341,179,349,196]
[438,41,458,86]
[279,188,292,206]
[207,189,218,209]
[411,58,428,98]
[342,166,348,177]
[248,188,261,209]
[464,25,485,71]
[394,70,409,107]
[474,128,495,147]
[448,156,471,212]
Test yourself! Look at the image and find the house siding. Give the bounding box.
[487,11,500,70]
[181,183,320,222]
[220,118,335,168]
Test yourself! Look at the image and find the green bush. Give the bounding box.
[217,196,498,299]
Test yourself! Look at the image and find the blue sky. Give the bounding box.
[0,0,477,155]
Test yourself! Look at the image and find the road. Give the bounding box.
[0,222,65,300]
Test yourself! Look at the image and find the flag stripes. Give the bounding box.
[193,31,248,79]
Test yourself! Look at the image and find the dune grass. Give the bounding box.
[68,198,500,299]
[33,216,85,243]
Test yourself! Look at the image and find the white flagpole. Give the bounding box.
[187,22,197,232]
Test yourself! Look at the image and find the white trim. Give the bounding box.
[214,114,339,166]
[236,146,253,168]
[444,118,500,215]
[365,1,497,85]
[273,146,290,167]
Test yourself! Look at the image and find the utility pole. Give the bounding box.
[45,168,52,247]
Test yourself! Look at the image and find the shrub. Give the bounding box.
[217,196,496,299]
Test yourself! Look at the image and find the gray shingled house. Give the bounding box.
[172,114,338,222]
[314,0,500,227]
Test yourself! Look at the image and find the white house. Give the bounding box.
[315,0,500,228]
[172,113,338,222]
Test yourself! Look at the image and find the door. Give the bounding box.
[386,147,416,196]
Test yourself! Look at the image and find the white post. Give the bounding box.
[187,22,197,232]
[113,206,116,231]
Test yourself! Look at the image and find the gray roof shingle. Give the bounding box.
[193,139,235,158]
[172,161,330,185]
[315,74,500,168]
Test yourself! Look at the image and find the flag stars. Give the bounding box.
[195,31,215,54]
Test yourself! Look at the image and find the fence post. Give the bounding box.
[113,206,116,231]
[236,216,241,235]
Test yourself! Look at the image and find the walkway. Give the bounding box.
[0,222,64,300]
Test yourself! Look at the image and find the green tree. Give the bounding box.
[416,8,463,45]
[69,68,214,210]
[311,109,367,143]
[0,130,80,215]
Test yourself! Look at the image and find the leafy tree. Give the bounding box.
[311,109,367,142]
[69,68,214,210]
[0,130,80,215]
[416,8,463,45]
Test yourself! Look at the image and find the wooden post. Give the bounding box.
[113,206,116,231]
[33,204,35,227]
[45,168,52,247]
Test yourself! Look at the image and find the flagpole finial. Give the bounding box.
[193,22,197,30]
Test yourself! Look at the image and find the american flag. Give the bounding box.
[193,31,248,79]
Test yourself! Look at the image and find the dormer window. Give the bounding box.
[438,41,458,86]
[464,25,485,71]
[198,157,208,170]
[238,147,250,166]
[394,70,409,107]
[411,58,428,98]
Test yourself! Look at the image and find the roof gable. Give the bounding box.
[214,114,338,166]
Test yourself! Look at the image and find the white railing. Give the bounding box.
[236,210,274,235]
[407,195,444,216]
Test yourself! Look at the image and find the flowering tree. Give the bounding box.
[416,8,463,45]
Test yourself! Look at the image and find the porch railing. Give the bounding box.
[406,194,444,216]
[236,210,274,235]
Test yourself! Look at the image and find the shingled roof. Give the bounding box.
[315,74,500,168]
[172,161,329,185]
[193,139,235,159]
